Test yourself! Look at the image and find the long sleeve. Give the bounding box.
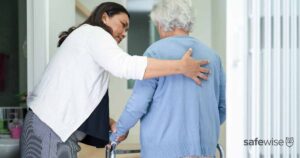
[110,78,158,142]
[87,26,147,80]
[218,59,226,125]
[110,51,158,142]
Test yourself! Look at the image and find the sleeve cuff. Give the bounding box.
[133,56,147,80]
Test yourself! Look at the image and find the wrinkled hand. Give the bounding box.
[116,132,129,143]
[180,48,209,85]
[110,119,129,143]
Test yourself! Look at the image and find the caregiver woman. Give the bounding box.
[20,2,209,158]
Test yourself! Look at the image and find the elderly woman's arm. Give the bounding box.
[218,60,226,124]
[110,78,157,143]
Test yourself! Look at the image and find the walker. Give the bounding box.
[105,142,225,158]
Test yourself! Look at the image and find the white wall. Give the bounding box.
[27,0,75,91]
[191,0,226,64]
[212,0,226,66]
[76,0,126,24]
[49,0,75,58]
[191,0,212,47]
[211,0,227,153]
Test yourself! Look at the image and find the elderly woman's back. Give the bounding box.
[111,36,225,158]
[110,0,226,158]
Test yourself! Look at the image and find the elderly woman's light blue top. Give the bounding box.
[110,36,226,158]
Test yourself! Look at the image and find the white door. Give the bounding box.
[27,0,75,92]
[227,0,300,157]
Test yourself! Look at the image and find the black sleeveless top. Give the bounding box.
[78,91,110,148]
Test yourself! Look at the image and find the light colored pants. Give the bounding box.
[20,111,85,158]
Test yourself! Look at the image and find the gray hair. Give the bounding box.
[150,0,194,32]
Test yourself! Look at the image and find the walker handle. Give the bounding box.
[105,142,117,158]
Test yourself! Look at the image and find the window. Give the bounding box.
[0,0,27,107]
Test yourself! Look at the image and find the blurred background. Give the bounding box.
[0,0,300,158]
[3,0,299,158]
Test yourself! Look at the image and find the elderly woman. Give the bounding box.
[110,0,226,158]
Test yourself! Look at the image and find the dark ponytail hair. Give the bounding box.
[57,2,130,47]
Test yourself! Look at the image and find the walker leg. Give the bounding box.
[217,144,225,158]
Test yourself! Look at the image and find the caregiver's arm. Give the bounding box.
[144,49,209,85]
[88,28,209,84]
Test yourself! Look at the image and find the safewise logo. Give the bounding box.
[244,137,294,147]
